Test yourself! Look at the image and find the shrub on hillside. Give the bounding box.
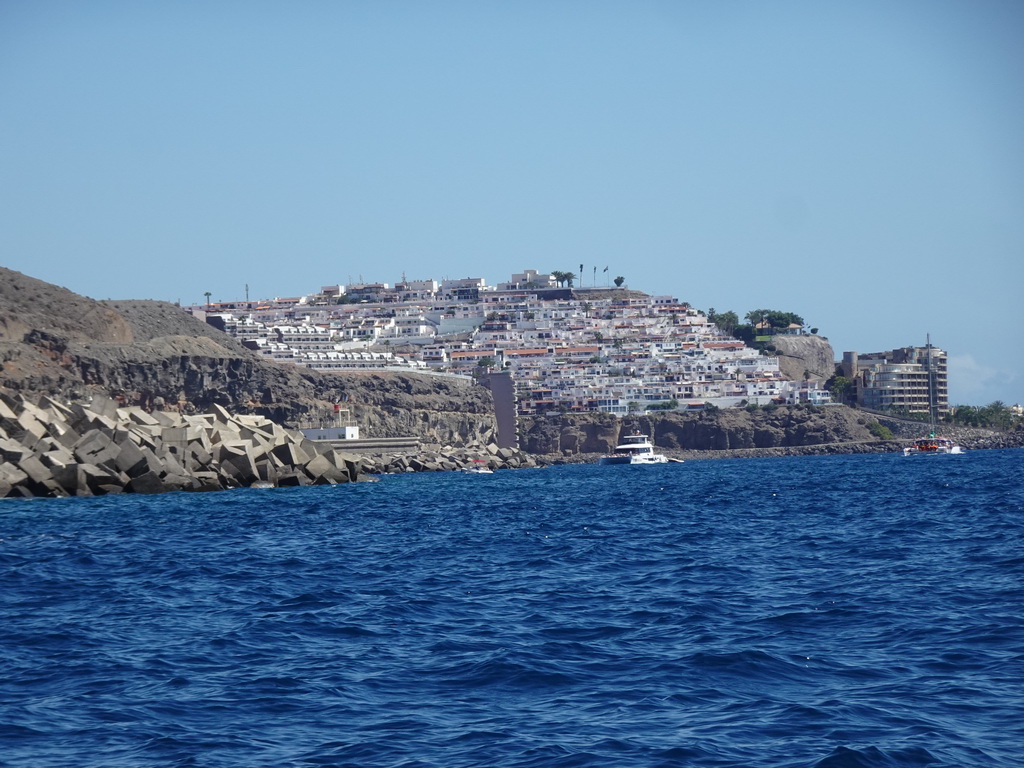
[867,422,894,440]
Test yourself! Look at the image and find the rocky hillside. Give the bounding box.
[0,267,497,447]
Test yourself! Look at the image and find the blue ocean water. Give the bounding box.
[2,450,1023,768]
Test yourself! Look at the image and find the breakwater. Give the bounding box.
[0,393,358,497]
[357,441,540,474]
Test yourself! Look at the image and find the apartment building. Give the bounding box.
[842,343,949,415]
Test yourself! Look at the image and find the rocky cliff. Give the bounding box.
[519,406,881,456]
[519,406,1024,459]
[770,333,836,383]
[0,267,498,447]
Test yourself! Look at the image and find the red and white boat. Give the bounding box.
[903,433,962,457]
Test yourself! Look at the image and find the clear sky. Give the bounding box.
[2,1,1021,405]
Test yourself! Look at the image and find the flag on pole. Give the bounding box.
[603,266,608,272]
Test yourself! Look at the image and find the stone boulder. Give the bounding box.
[771,334,836,383]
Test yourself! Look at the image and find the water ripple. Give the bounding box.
[2,450,1022,767]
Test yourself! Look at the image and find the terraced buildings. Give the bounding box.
[197,271,831,416]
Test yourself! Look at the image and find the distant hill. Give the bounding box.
[0,268,134,345]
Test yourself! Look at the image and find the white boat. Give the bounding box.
[599,433,670,465]
[460,460,494,474]
[903,434,962,457]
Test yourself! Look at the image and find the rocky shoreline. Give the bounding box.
[521,408,1023,465]
[357,443,540,475]
[540,430,1024,465]
[3,386,1019,498]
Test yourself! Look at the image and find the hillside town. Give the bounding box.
[191,270,832,417]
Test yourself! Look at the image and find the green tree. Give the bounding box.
[613,275,625,288]
[744,309,805,329]
[647,399,679,411]
[708,309,739,334]
[827,374,853,402]
[203,291,212,307]
[945,405,977,427]
[732,324,756,344]
[980,401,1015,430]
[550,270,576,288]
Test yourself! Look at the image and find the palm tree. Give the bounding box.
[550,270,576,288]
[203,291,212,308]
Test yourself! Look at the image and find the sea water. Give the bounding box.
[2,450,1022,768]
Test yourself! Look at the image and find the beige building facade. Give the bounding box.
[842,343,949,416]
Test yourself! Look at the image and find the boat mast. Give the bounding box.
[926,333,936,436]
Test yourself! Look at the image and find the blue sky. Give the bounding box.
[2,1,1021,405]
